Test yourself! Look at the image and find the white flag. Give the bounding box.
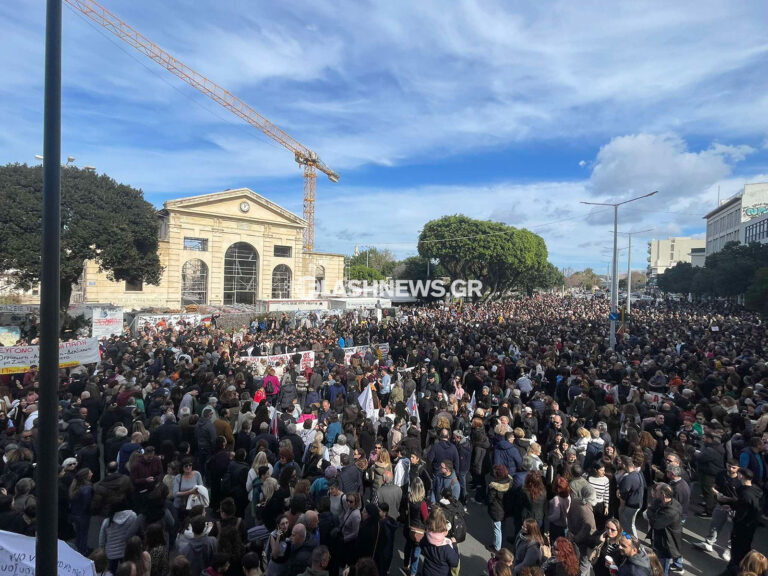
[406,391,420,425]
[468,391,477,419]
[358,383,378,420]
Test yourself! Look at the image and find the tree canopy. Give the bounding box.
[416,215,554,297]
[566,268,602,290]
[349,247,397,277]
[347,265,384,282]
[0,163,163,309]
[657,241,768,316]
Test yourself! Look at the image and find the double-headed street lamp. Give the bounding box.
[581,191,658,349]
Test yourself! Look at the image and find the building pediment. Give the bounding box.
[164,188,307,228]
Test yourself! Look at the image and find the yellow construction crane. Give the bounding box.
[63,0,339,251]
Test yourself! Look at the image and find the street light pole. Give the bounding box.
[620,228,654,317]
[581,191,658,349]
[38,1,62,574]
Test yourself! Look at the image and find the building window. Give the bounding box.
[272,264,292,299]
[125,279,143,292]
[183,237,208,251]
[223,242,259,305]
[181,259,208,305]
[273,245,292,258]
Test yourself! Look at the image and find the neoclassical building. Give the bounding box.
[77,188,345,310]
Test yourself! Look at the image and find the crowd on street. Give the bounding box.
[0,294,767,576]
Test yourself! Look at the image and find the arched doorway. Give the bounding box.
[223,242,259,305]
[271,264,292,299]
[181,259,209,305]
[315,265,325,294]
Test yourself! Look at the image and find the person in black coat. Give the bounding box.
[470,418,490,502]
[646,483,682,571]
[724,468,764,574]
[487,464,511,553]
[355,503,385,567]
[149,414,181,449]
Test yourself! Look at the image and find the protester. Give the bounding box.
[1,296,766,576]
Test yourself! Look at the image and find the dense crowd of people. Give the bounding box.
[0,294,767,576]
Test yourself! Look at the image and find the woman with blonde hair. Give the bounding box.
[404,477,429,576]
[527,443,544,471]
[420,507,459,576]
[372,447,392,490]
[132,420,150,443]
[573,428,590,464]
[260,476,284,531]
[740,550,768,576]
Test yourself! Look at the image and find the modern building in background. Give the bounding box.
[704,194,742,256]
[703,182,768,255]
[647,237,705,276]
[690,247,706,268]
[744,212,768,245]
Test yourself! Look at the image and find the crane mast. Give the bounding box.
[63,0,338,250]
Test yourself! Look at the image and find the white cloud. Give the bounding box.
[585,133,754,223]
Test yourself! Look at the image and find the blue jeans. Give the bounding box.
[493,520,502,551]
[404,539,421,576]
[660,557,672,576]
[458,472,468,503]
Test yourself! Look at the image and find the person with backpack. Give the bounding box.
[437,487,467,546]
[420,507,460,576]
[264,368,280,406]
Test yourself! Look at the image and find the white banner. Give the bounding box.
[0,338,101,374]
[0,529,94,575]
[243,350,316,371]
[91,307,123,339]
[134,313,203,333]
[0,305,38,314]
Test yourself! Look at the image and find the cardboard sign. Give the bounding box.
[91,307,123,339]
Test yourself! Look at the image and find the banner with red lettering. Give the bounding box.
[0,338,101,374]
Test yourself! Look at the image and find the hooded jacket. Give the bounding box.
[99,509,140,560]
[181,533,217,576]
[494,439,522,475]
[488,475,512,521]
[647,498,682,559]
[428,440,460,475]
[618,547,652,576]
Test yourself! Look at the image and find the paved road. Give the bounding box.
[388,498,768,576]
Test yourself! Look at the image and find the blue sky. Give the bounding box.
[3,1,768,271]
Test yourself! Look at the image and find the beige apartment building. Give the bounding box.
[647,237,705,276]
[76,188,345,310]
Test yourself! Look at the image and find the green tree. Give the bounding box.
[657,262,696,294]
[0,163,163,310]
[348,265,384,282]
[392,256,445,281]
[566,268,601,290]
[349,247,397,276]
[518,261,566,295]
[417,215,549,298]
[745,267,768,316]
